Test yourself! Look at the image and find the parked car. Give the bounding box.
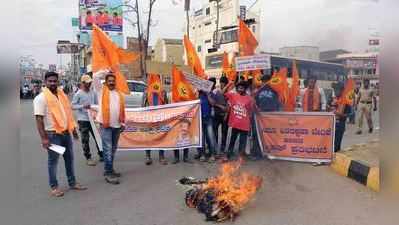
[125,80,147,107]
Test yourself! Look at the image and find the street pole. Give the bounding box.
[185,0,190,39]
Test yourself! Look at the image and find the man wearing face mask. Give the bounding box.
[223,80,254,161]
[72,74,102,166]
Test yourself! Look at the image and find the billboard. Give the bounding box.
[56,43,81,54]
[79,0,123,32]
[79,31,123,48]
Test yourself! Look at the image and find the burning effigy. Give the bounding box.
[178,159,263,222]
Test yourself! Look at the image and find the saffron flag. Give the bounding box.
[339,79,355,106]
[147,73,164,105]
[238,18,258,56]
[171,65,197,103]
[285,60,300,111]
[184,35,206,79]
[222,52,237,82]
[92,24,139,94]
[252,69,263,88]
[268,68,289,104]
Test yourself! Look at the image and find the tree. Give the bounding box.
[119,0,157,79]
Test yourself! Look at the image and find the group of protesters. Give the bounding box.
[33,69,377,197]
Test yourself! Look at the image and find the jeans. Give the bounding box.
[47,133,76,189]
[198,116,217,157]
[227,128,249,158]
[348,107,356,124]
[100,126,121,175]
[250,116,263,159]
[174,149,189,160]
[335,121,346,152]
[78,121,102,160]
[146,150,165,159]
[213,114,228,153]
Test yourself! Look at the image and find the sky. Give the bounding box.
[13,0,389,67]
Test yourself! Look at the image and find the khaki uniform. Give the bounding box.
[357,88,374,131]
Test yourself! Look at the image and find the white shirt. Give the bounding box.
[33,92,67,131]
[96,90,121,128]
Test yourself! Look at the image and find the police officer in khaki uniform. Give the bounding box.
[356,79,377,134]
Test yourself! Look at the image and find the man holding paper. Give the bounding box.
[33,72,87,198]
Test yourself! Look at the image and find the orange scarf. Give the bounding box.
[101,85,126,128]
[43,87,76,134]
[302,87,321,112]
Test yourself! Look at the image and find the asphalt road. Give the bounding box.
[19,100,395,225]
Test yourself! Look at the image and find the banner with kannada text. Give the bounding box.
[89,100,202,151]
[256,112,335,163]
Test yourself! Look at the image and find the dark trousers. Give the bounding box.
[197,117,217,157]
[250,117,263,158]
[47,133,76,189]
[100,127,121,175]
[227,128,248,158]
[146,150,165,159]
[78,121,102,160]
[213,114,228,153]
[335,121,346,152]
[174,149,189,160]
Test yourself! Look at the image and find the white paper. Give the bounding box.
[49,144,66,155]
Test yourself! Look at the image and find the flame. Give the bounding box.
[205,159,262,212]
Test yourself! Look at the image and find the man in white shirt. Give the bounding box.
[96,72,126,185]
[33,72,87,197]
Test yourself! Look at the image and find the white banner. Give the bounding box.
[235,54,271,72]
[183,73,214,93]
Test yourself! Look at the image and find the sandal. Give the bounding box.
[159,158,168,165]
[70,183,88,191]
[50,188,64,197]
[145,157,153,165]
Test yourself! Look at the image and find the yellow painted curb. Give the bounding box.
[331,153,351,177]
[367,167,380,192]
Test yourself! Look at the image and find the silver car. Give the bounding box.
[125,80,147,107]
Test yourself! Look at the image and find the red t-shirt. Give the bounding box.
[225,92,254,131]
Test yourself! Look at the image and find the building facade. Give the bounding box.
[186,0,261,77]
[153,38,184,65]
[279,46,320,61]
[330,52,379,81]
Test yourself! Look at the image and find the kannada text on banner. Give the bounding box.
[89,100,202,151]
[256,112,335,163]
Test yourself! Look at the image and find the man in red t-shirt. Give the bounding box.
[224,80,254,160]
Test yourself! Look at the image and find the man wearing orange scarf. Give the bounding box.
[301,76,326,112]
[96,72,126,185]
[34,72,87,197]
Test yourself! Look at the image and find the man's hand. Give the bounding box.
[41,138,50,150]
[373,106,378,112]
[83,104,91,110]
[120,125,126,132]
[72,129,79,140]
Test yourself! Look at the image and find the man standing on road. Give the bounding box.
[96,72,126,185]
[251,73,282,160]
[301,76,326,112]
[33,71,87,197]
[356,79,377,134]
[72,74,103,166]
[142,74,169,166]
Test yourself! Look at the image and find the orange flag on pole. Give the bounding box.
[238,18,258,56]
[222,52,237,82]
[285,60,300,111]
[183,35,206,79]
[92,24,139,94]
[252,69,263,88]
[171,65,197,103]
[338,78,355,106]
[268,68,289,104]
[147,73,164,105]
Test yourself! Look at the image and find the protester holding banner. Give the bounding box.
[72,74,102,166]
[142,74,169,166]
[224,80,254,161]
[33,72,87,197]
[301,76,326,112]
[250,72,282,160]
[96,72,125,185]
[329,83,352,152]
[210,76,229,155]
